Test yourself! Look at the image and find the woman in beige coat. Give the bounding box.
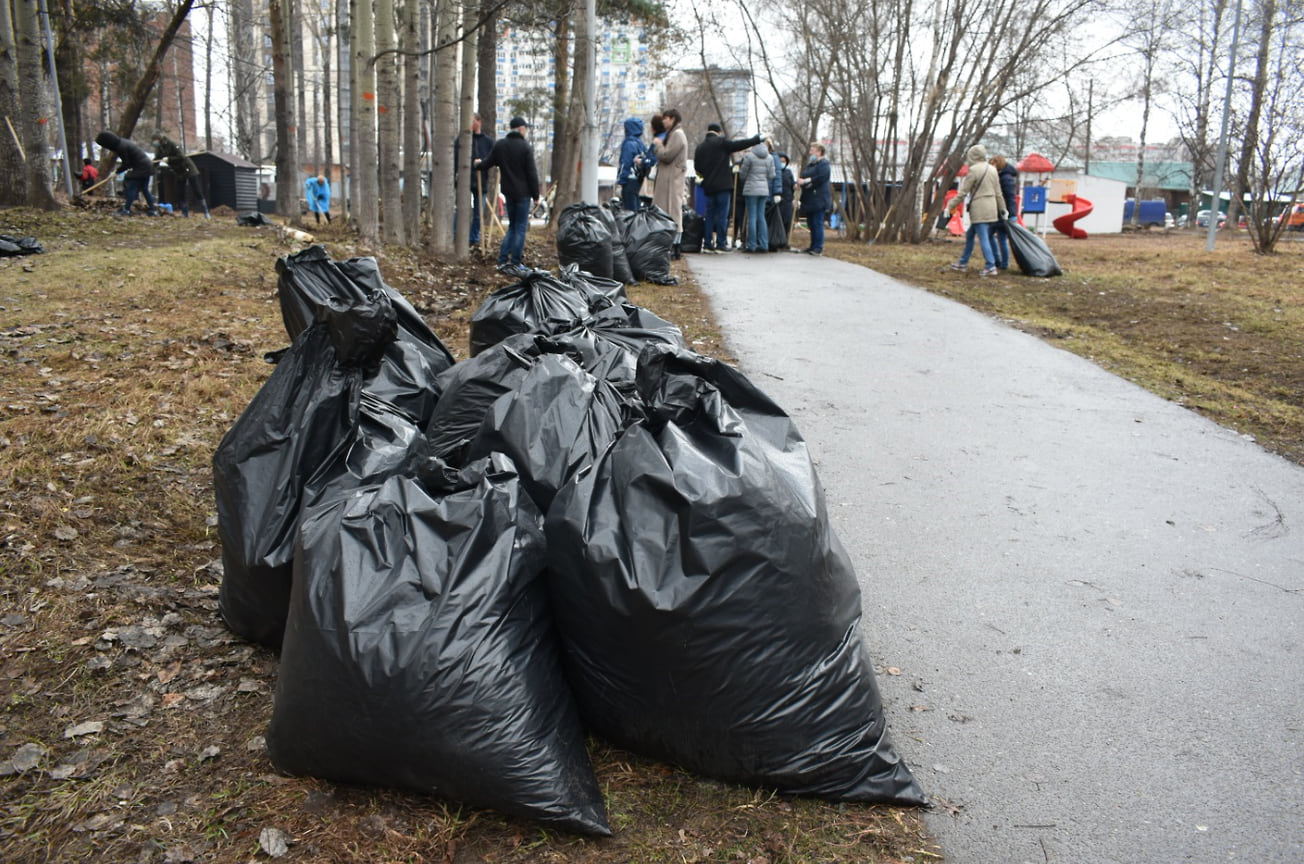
[945,144,1008,276]
[652,108,688,257]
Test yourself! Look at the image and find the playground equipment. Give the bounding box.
[1053,193,1093,239]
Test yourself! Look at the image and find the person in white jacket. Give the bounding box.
[739,141,776,252]
[945,144,1008,276]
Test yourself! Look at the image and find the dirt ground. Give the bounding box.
[0,204,934,864]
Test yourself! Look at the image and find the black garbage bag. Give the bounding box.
[465,353,629,512]
[617,205,677,285]
[424,335,562,465]
[0,234,44,256]
[468,270,595,357]
[276,247,455,424]
[213,325,364,649]
[557,263,627,304]
[556,202,615,279]
[237,211,273,226]
[766,199,788,250]
[680,208,705,253]
[544,344,927,805]
[548,302,685,383]
[266,453,610,836]
[596,204,635,284]
[1006,219,1063,277]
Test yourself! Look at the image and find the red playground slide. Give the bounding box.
[1053,193,1092,239]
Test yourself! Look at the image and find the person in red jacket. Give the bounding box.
[78,159,99,192]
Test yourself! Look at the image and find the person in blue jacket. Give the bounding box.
[793,143,832,255]
[617,117,651,211]
[305,174,332,224]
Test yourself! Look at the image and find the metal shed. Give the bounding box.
[190,151,260,213]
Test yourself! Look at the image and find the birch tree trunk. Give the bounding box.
[427,0,457,254]
[454,0,478,257]
[13,0,56,209]
[401,0,421,241]
[353,0,379,240]
[230,0,259,159]
[336,0,351,221]
[376,0,402,242]
[293,0,308,172]
[0,0,25,205]
[552,8,589,218]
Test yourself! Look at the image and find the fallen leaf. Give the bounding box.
[259,826,291,857]
[63,720,105,739]
[10,742,45,772]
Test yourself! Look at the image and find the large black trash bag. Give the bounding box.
[556,202,615,279]
[468,270,595,357]
[425,334,579,465]
[765,199,788,251]
[545,344,927,805]
[550,302,685,383]
[466,353,630,513]
[0,234,44,256]
[596,204,635,284]
[237,211,273,226]
[266,453,610,836]
[557,262,627,304]
[617,204,677,285]
[277,246,456,424]
[680,208,705,253]
[213,327,363,649]
[1006,218,1063,277]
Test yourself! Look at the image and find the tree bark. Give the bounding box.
[269,0,301,224]
[401,0,421,242]
[376,0,402,242]
[353,0,378,240]
[427,0,456,254]
[0,0,25,205]
[14,0,56,209]
[454,0,478,257]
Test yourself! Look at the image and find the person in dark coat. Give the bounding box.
[617,117,651,211]
[991,155,1019,270]
[453,113,494,244]
[794,143,832,255]
[150,133,209,218]
[476,116,540,273]
[693,123,763,252]
[95,130,157,216]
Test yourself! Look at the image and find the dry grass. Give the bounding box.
[1,205,935,864]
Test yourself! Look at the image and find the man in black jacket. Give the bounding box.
[477,117,540,274]
[693,123,762,252]
[453,113,494,245]
[150,133,210,218]
[95,130,158,216]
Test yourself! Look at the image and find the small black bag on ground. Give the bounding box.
[266,453,610,836]
[680,208,705,253]
[0,235,43,256]
[1006,219,1063,277]
[544,344,927,806]
[556,203,615,279]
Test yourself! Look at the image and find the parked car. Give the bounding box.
[1196,209,1226,229]
[1123,199,1169,228]
[1278,203,1304,231]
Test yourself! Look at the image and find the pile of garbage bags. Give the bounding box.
[213,246,925,836]
[556,199,677,285]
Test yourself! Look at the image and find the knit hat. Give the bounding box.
[510,116,531,129]
[707,123,723,133]
[966,144,988,163]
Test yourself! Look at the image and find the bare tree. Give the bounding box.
[376,0,402,242]
[1120,0,1181,227]
[229,0,260,159]
[427,0,457,253]
[454,0,479,256]
[269,0,301,223]
[0,0,25,204]
[14,0,57,208]
[401,0,421,240]
[353,0,378,240]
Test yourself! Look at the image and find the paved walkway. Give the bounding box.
[687,250,1304,864]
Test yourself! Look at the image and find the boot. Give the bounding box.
[671,242,682,260]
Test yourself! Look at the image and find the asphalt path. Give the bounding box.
[686,248,1304,863]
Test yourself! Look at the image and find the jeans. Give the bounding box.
[454,188,482,244]
[807,209,826,252]
[498,197,531,266]
[122,176,156,214]
[705,190,732,249]
[957,221,997,268]
[620,181,641,211]
[992,220,1010,268]
[744,195,769,251]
